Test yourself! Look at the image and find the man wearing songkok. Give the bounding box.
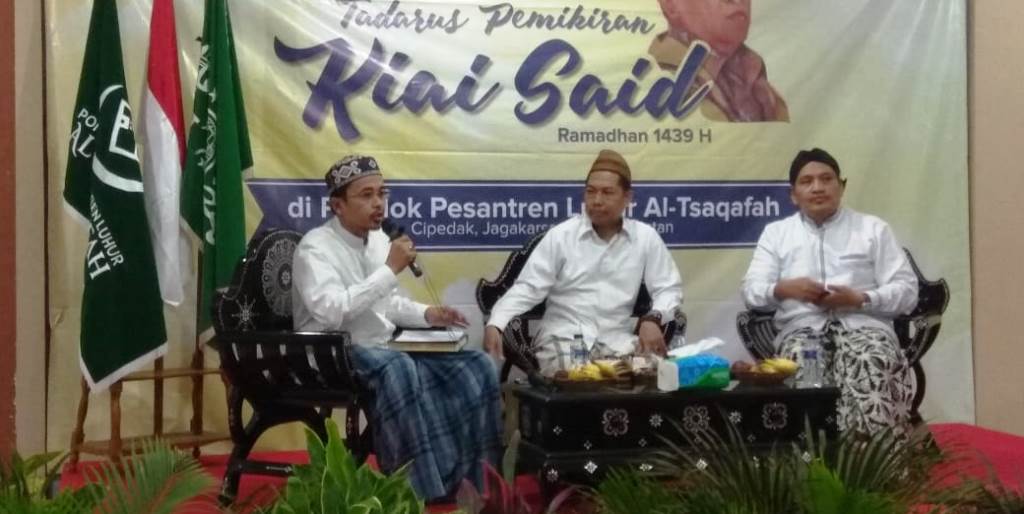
[741,148,918,437]
[483,149,684,376]
[649,0,789,122]
[291,155,501,502]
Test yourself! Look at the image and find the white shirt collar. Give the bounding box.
[800,206,847,230]
[576,213,635,242]
[329,216,368,249]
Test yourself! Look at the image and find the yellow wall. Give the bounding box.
[968,0,1024,435]
[9,0,1024,452]
[14,0,47,455]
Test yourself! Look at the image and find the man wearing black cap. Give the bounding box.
[483,149,684,376]
[741,148,918,437]
[291,155,501,502]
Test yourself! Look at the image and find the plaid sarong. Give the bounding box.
[350,346,502,500]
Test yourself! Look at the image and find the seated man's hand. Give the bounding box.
[774,277,828,303]
[425,306,469,328]
[483,325,504,360]
[816,285,867,310]
[637,320,667,356]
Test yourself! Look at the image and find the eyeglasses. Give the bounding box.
[346,189,390,202]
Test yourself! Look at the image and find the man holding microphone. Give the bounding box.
[291,155,501,503]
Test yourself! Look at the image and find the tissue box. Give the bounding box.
[658,354,730,390]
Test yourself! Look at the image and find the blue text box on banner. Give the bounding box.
[248,179,796,250]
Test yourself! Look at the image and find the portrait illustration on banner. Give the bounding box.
[650,0,789,122]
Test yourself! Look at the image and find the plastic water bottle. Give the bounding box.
[798,340,825,388]
[570,334,589,367]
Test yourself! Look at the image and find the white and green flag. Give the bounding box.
[64,0,167,391]
[181,0,252,343]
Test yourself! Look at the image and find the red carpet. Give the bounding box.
[59,423,1023,512]
[930,423,1024,490]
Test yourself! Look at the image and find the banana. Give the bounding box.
[758,361,778,374]
[581,363,603,380]
[765,358,798,374]
[593,360,622,378]
[566,364,602,380]
[593,360,614,376]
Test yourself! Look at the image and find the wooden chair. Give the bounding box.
[475,229,686,386]
[210,229,372,504]
[735,248,950,423]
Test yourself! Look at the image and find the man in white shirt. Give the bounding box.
[291,155,501,503]
[483,150,684,376]
[741,148,918,437]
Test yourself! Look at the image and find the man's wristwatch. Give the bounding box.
[638,311,663,327]
[861,293,872,309]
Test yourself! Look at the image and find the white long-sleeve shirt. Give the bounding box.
[487,214,683,354]
[292,217,430,345]
[741,207,918,339]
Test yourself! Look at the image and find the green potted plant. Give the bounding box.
[85,440,217,514]
[266,418,423,514]
[593,417,973,514]
[1,441,215,514]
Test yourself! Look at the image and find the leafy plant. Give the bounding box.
[1,442,216,514]
[922,469,1024,514]
[650,417,799,514]
[592,468,683,514]
[1,452,62,501]
[269,418,423,514]
[620,415,971,514]
[961,479,1024,513]
[797,460,898,514]
[86,440,217,514]
[0,451,98,514]
[798,420,952,513]
[455,462,532,514]
[456,430,576,514]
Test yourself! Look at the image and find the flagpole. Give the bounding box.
[189,258,205,454]
[153,356,163,435]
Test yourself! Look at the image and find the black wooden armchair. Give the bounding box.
[211,229,372,504]
[476,230,687,385]
[735,249,949,423]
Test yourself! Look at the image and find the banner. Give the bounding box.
[249,179,793,249]
[181,0,253,343]
[61,0,167,391]
[46,0,971,445]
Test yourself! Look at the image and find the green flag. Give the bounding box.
[181,0,252,343]
[64,0,167,391]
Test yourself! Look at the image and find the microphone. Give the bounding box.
[381,219,423,277]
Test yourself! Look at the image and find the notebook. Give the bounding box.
[390,328,468,353]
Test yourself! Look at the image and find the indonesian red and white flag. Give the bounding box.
[141,0,187,306]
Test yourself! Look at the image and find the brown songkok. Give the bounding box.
[587,149,632,189]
